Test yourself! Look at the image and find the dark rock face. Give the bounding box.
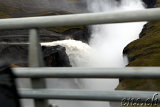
[0,0,90,44]
[42,45,71,67]
[61,27,91,43]
[0,27,90,44]
[0,44,71,67]
[0,61,21,107]
[0,0,87,18]
[0,45,28,67]
[143,0,156,8]
[116,0,156,8]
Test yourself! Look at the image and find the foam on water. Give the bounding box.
[20,0,146,107]
[41,39,92,67]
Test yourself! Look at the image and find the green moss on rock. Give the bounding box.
[155,0,160,7]
[116,21,160,91]
[117,79,160,91]
[0,11,10,18]
[124,22,160,66]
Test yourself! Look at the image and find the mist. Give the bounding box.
[19,0,146,107]
[87,0,146,67]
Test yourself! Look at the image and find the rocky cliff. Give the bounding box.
[0,44,71,67]
[117,0,160,91]
[0,0,154,43]
[0,0,157,68]
[0,0,90,43]
[143,0,156,8]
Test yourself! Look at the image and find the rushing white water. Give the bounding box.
[19,0,146,107]
[41,39,115,107]
[86,0,146,107]
[42,40,92,67]
[87,0,146,67]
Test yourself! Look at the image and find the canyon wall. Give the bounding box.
[0,0,90,43]
[117,0,160,91]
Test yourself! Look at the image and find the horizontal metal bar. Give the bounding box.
[0,8,160,30]
[19,89,160,102]
[0,34,63,38]
[13,67,160,78]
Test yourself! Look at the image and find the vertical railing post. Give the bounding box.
[29,29,48,107]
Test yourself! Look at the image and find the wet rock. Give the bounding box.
[0,44,71,67]
[61,26,91,43]
[143,0,156,8]
[0,27,90,43]
[116,0,156,8]
[0,44,28,67]
[42,45,71,67]
[0,29,66,43]
[0,0,90,43]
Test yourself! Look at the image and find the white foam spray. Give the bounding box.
[40,1,146,106]
[19,0,146,107]
[41,40,92,67]
[87,0,146,67]
[41,39,113,107]
[86,0,146,106]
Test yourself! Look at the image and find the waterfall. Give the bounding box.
[87,0,146,67]
[42,40,92,67]
[19,0,146,107]
[86,0,146,106]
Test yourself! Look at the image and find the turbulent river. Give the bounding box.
[18,0,146,107]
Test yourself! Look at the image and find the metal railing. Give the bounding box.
[0,8,160,30]
[13,67,160,79]
[18,89,160,102]
[28,29,48,107]
[1,8,160,107]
